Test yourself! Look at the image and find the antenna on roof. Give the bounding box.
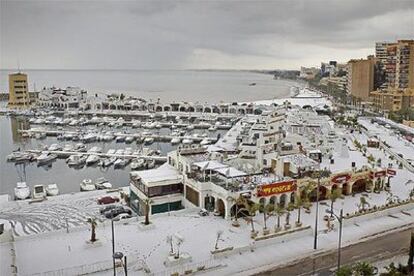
[17,58,21,73]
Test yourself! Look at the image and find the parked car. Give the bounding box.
[104,206,132,219]
[198,208,209,216]
[113,213,132,221]
[97,196,120,205]
[99,205,117,214]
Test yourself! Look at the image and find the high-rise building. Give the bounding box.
[375,42,392,65]
[395,40,414,89]
[346,57,376,101]
[371,88,414,112]
[8,72,30,108]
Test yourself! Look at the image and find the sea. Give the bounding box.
[0,70,298,197]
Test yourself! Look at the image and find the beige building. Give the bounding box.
[347,57,376,100]
[383,40,414,89]
[8,72,30,108]
[370,88,414,112]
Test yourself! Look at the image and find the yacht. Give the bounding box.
[33,185,46,199]
[106,149,116,155]
[187,124,195,130]
[37,151,58,165]
[144,137,154,145]
[88,146,102,153]
[14,182,31,200]
[146,159,156,169]
[101,156,117,167]
[171,137,181,145]
[86,154,100,166]
[66,154,87,166]
[182,138,193,145]
[48,143,62,151]
[130,159,145,170]
[82,133,96,143]
[94,177,112,189]
[45,184,59,196]
[80,179,96,191]
[74,143,87,152]
[114,158,128,168]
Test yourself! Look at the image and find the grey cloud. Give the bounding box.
[1,0,413,70]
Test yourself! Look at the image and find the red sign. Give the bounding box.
[331,174,351,184]
[387,169,397,176]
[370,170,387,179]
[257,180,297,197]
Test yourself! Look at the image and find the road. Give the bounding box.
[256,227,412,276]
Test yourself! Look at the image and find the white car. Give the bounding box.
[114,213,132,221]
[198,208,209,216]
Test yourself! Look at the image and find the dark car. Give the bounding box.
[104,206,132,219]
[99,204,117,214]
[97,196,120,205]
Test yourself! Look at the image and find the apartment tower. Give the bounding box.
[8,72,30,108]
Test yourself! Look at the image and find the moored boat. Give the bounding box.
[80,179,96,191]
[45,184,59,196]
[14,182,31,200]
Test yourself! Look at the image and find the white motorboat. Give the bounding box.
[124,147,133,155]
[132,120,141,128]
[146,159,155,169]
[14,182,30,200]
[116,136,126,143]
[33,185,46,199]
[125,136,135,143]
[208,126,217,131]
[144,137,154,145]
[45,184,59,196]
[66,154,87,166]
[106,149,116,155]
[35,132,47,139]
[74,143,87,152]
[7,151,33,163]
[187,124,195,130]
[48,143,62,151]
[86,154,100,165]
[200,138,211,145]
[82,133,96,143]
[155,123,162,129]
[171,137,181,145]
[37,151,57,165]
[101,156,117,167]
[94,177,112,189]
[182,138,193,145]
[88,146,102,153]
[114,158,128,168]
[80,179,96,191]
[130,159,145,170]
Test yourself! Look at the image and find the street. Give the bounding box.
[256,227,412,276]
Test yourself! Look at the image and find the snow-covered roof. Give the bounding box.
[215,167,247,178]
[193,160,228,170]
[131,163,182,185]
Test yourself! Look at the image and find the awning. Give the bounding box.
[193,160,228,171]
[215,167,247,178]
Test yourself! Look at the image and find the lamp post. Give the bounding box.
[313,171,320,250]
[325,208,343,271]
[112,219,127,275]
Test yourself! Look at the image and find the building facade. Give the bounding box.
[8,72,30,108]
[347,57,376,101]
[371,88,414,112]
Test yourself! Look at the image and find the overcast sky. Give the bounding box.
[1,0,413,70]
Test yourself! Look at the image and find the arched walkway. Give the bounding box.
[309,186,328,201]
[352,179,367,193]
[216,198,225,218]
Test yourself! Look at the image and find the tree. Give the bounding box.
[87,218,97,242]
[246,202,260,233]
[260,203,274,232]
[358,196,370,211]
[274,205,285,231]
[408,232,414,272]
[352,261,377,276]
[293,194,310,226]
[143,198,153,225]
[336,265,353,276]
[228,195,245,227]
[329,189,343,218]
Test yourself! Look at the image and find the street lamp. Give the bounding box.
[325,208,344,271]
[313,171,320,250]
[111,219,128,276]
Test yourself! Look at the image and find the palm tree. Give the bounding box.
[246,202,260,234]
[260,203,274,233]
[358,196,370,211]
[228,195,245,227]
[294,194,311,227]
[274,205,285,232]
[328,189,342,218]
[143,198,153,225]
[87,218,97,242]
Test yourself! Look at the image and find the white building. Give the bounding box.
[37,87,87,109]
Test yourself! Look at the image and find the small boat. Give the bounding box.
[171,137,181,145]
[66,154,87,166]
[86,154,100,165]
[37,151,58,165]
[116,136,125,143]
[187,125,195,130]
[88,146,102,153]
[182,138,193,145]
[33,185,46,199]
[14,182,31,200]
[101,156,117,167]
[106,149,116,155]
[125,136,135,143]
[74,143,87,152]
[7,151,33,163]
[155,123,162,129]
[95,177,112,189]
[200,138,211,146]
[146,159,155,169]
[130,159,145,170]
[208,126,217,131]
[81,133,96,143]
[45,184,59,196]
[144,137,154,145]
[114,158,128,168]
[80,179,96,191]
[35,132,47,139]
[48,143,62,151]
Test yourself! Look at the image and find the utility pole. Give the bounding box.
[112,219,116,276]
[313,170,320,250]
